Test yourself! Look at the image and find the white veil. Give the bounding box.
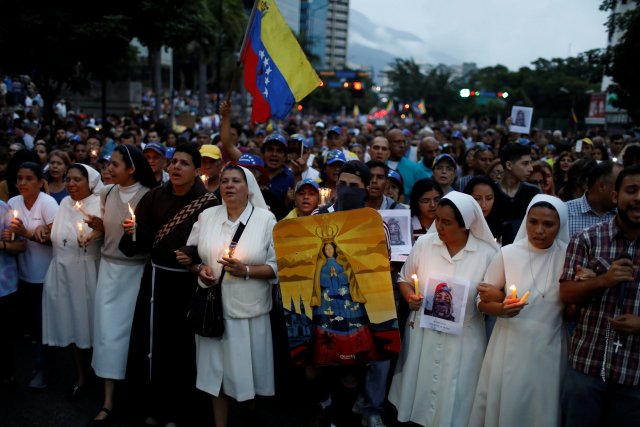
[224,165,268,210]
[513,194,569,245]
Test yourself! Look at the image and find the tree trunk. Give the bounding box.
[152,47,162,119]
[101,77,107,126]
[198,58,207,117]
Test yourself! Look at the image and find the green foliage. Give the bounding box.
[600,0,640,123]
[384,52,604,124]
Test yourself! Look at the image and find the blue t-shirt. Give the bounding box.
[0,201,18,297]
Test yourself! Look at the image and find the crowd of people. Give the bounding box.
[1,90,639,427]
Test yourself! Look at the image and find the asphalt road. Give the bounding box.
[1,337,414,427]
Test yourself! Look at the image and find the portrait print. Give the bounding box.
[420,275,470,336]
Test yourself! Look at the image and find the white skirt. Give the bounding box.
[195,313,274,401]
[42,254,100,349]
[91,258,145,380]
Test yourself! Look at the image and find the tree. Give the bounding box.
[601,0,640,123]
[0,3,136,125]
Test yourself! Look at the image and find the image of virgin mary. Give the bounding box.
[310,241,378,365]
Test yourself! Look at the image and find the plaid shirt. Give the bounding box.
[566,193,616,238]
[560,217,640,385]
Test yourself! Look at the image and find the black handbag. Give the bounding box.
[186,207,253,338]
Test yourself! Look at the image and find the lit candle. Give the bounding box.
[519,290,530,303]
[77,221,85,246]
[319,187,331,206]
[74,201,90,219]
[90,149,98,157]
[200,175,208,185]
[409,274,420,329]
[411,274,419,295]
[11,210,18,240]
[225,247,231,258]
[128,203,136,242]
[509,285,517,299]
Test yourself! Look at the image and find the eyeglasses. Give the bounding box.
[419,197,441,206]
[434,165,455,172]
[529,180,544,185]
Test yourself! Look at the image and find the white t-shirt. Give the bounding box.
[8,192,59,283]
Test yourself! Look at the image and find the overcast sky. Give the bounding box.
[350,0,609,70]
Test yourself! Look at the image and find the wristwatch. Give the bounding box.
[244,265,250,281]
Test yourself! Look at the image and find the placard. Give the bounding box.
[510,106,533,135]
[379,209,412,256]
[419,275,470,336]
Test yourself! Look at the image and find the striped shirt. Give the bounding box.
[566,193,616,238]
[560,217,640,385]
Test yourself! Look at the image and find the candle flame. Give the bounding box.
[12,210,18,218]
[91,149,98,157]
[128,203,134,216]
[77,221,84,231]
[200,175,208,184]
[411,274,418,281]
[509,285,516,292]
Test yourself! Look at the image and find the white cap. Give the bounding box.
[315,121,325,129]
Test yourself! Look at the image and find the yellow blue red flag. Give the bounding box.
[242,0,321,124]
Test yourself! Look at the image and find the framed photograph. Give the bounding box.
[419,275,470,336]
[510,106,534,135]
[379,209,412,256]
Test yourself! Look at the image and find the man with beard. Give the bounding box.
[559,165,640,427]
[426,283,455,321]
[121,144,219,426]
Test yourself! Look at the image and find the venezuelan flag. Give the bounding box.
[242,0,321,124]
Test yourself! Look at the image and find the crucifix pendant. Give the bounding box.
[63,238,68,247]
[613,338,623,353]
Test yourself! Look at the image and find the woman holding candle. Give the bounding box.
[0,199,27,389]
[86,145,155,425]
[470,194,569,427]
[7,162,59,389]
[183,164,277,427]
[388,191,499,427]
[41,164,103,399]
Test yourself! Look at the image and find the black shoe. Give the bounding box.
[87,408,112,426]
[66,383,87,401]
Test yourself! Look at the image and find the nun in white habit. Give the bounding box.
[42,164,104,390]
[389,191,499,427]
[469,194,569,427]
[185,164,277,427]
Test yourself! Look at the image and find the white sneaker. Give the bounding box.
[364,414,386,427]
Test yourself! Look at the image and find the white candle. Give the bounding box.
[74,201,90,218]
[128,203,136,242]
[11,210,18,240]
[509,285,517,299]
[77,221,85,246]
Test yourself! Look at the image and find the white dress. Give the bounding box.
[187,202,278,401]
[469,239,567,427]
[92,184,148,380]
[42,195,102,349]
[388,232,498,427]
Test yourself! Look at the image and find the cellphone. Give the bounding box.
[575,140,582,153]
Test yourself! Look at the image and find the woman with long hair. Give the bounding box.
[409,178,443,240]
[553,152,575,195]
[86,145,156,425]
[47,150,71,204]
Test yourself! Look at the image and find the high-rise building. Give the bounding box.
[299,0,349,70]
[276,0,301,34]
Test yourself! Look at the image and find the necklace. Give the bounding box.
[527,240,554,299]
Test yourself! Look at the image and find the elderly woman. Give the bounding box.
[184,164,277,427]
[41,164,103,399]
[471,195,569,427]
[389,191,499,427]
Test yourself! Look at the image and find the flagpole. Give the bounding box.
[225,0,259,102]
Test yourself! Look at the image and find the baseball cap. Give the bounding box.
[387,169,403,185]
[580,137,594,146]
[451,130,463,139]
[326,149,347,165]
[238,153,265,168]
[433,153,457,169]
[295,178,320,193]
[289,134,307,146]
[263,132,287,147]
[143,142,166,157]
[340,160,372,186]
[165,147,176,159]
[255,129,266,136]
[200,144,222,160]
[314,121,325,129]
[328,126,341,136]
